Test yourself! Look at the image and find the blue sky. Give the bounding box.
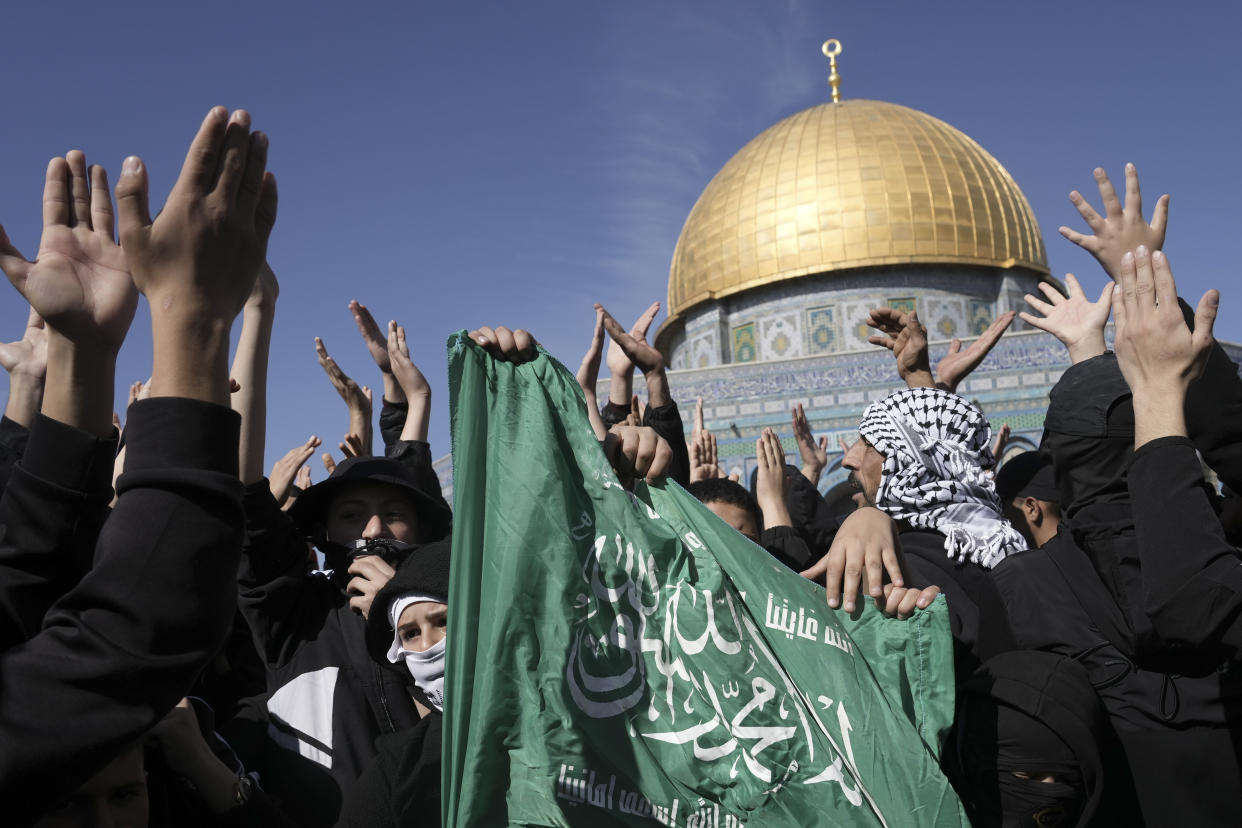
[1,0,1238,472]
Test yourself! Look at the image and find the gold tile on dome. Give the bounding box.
[666,99,1048,320]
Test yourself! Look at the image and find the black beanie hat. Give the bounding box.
[365,536,452,664]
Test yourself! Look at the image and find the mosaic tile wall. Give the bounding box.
[668,264,1048,371]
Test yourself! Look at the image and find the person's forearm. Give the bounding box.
[231,303,275,485]
[608,366,634,407]
[4,375,43,430]
[1066,336,1107,366]
[642,366,671,409]
[40,333,116,438]
[381,371,404,405]
[399,392,431,442]
[758,496,793,530]
[149,315,233,406]
[903,368,935,390]
[1132,386,1188,449]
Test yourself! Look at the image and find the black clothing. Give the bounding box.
[336,712,442,828]
[0,414,30,495]
[784,467,838,564]
[0,398,244,824]
[759,524,813,571]
[899,529,1015,680]
[0,413,116,647]
[236,484,423,828]
[992,531,1242,825]
[950,651,1112,827]
[1128,436,1242,660]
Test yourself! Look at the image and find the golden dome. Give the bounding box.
[667,99,1048,320]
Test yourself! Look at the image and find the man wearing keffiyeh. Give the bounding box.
[854,386,1028,569]
[841,307,1022,683]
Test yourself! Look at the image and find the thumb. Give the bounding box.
[948,339,962,355]
[115,156,152,244]
[1194,289,1220,348]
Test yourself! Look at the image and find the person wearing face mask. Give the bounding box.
[233,456,451,827]
[337,536,451,828]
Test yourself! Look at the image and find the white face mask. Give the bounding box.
[399,637,445,712]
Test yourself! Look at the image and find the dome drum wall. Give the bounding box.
[663,263,1050,371]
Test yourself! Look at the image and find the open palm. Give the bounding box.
[0,154,136,352]
[1020,274,1113,362]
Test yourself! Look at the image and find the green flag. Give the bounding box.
[444,332,967,827]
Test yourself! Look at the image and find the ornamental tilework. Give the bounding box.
[887,296,917,314]
[732,324,757,363]
[969,300,993,335]
[806,306,837,354]
[691,330,719,368]
[759,313,802,360]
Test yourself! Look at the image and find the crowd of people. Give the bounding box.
[0,106,1238,827]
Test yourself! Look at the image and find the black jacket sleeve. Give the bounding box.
[1179,299,1242,494]
[642,401,690,488]
[0,414,117,648]
[379,398,447,508]
[601,400,629,429]
[236,481,321,669]
[0,415,30,497]
[378,397,406,457]
[1128,435,1242,659]
[0,398,244,823]
[759,525,812,571]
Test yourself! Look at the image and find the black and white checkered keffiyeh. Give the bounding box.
[858,387,1027,569]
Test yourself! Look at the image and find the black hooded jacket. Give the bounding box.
[948,651,1117,827]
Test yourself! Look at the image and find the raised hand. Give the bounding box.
[117,107,278,404]
[269,435,321,507]
[754,427,793,530]
[0,307,48,383]
[935,310,1014,392]
[315,336,373,456]
[1020,274,1114,364]
[0,153,138,354]
[575,307,608,440]
[350,299,409,406]
[340,432,368,459]
[866,307,934,388]
[599,302,671,409]
[991,423,1011,462]
[689,428,724,483]
[791,403,828,484]
[1059,164,1169,282]
[604,301,659,378]
[1112,246,1217,447]
[0,307,48,428]
[387,321,432,442]
[468,325,538,363]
